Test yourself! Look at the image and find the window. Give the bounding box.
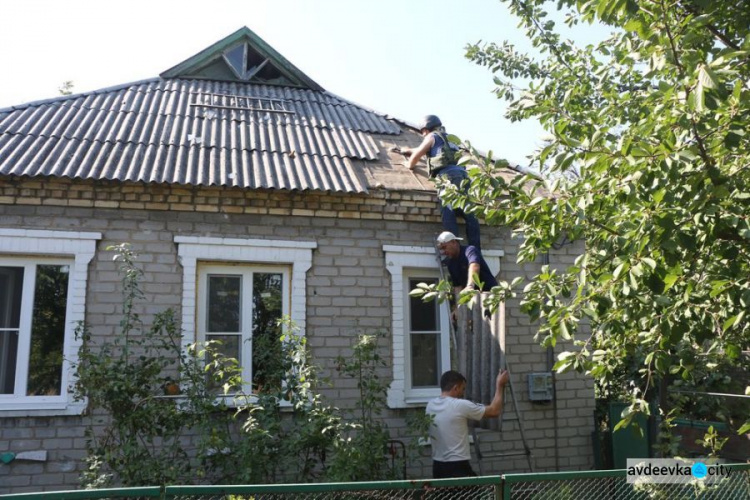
[197,264,289,394]
[1,262,70,397]
[384,245,504,408]
[220,42,294,85]
[176,236,315,401]
[0,229,100,416]
[384,246,450,407]
[405,273,448,397]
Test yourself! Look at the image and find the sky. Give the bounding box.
[0,0,610,167]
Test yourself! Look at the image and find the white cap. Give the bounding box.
[436,231,463,244]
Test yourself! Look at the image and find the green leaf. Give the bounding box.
[663,274,679,292]
[613,262,629,280]
[710,280,729,298]
[559,321,572,340]
[642,258,657,270]
[725,131,743,149]
[697,64,719,89]
[726,344,741,359]
[529,196,546,206]
[723,311,745,333]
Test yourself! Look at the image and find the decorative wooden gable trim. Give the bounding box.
[160,26,323,90]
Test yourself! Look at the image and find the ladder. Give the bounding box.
[472,362,534,474]
[431,240,534,473]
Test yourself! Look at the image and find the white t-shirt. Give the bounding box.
[425,396,485,462]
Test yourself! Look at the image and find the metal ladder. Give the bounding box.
[431,241,534,473]
[472,362,534,474]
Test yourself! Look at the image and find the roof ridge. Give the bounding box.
[0,78,161,114]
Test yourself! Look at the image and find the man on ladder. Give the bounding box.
[426,369,509,478]
[436,231,497,296]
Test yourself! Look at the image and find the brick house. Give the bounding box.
[0,27,595,492]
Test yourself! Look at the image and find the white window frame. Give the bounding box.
[175,236,315,403]
[402,269,449,400]
[0,228,100,416]
[197,263,291,395]
[384,245,504,408]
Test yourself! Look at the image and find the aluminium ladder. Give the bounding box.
[472,362,534,474]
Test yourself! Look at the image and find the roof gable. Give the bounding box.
[161,27,323,91]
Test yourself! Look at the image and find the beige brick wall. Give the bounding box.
[0,178,594,492]
[465,239,595,475]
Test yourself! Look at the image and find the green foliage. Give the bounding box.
[696,425,729,459]
[58,81,74,95]
[652,410,681,458]
[74,244,194,487]
[73,245,357,486]
[451,0,750,435]
[328,332,397,481]
[213,318,354,484]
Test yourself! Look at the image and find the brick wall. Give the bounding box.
[0,178,594,492]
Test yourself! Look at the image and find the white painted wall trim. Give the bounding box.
[175,237,316,353]
[175,236,317,249]
[0,229,100,416]
[383,245,504,276]
[384,247,447,408]
[384,244,504,408]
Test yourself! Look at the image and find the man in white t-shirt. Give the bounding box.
[426,369,509,478]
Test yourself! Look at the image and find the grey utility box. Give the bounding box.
[528,372,554,402]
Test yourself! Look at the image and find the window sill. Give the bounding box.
[387,392,440,409]
[404,396,434,406]
[156,393,293,410]
[0,399,86,417]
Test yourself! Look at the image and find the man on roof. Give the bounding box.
[400,115,481,249]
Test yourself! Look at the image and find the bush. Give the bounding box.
[74,245,352,486]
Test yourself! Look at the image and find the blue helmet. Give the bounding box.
[419,114,442,131]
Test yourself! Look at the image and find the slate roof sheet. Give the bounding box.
[0,78,403,193]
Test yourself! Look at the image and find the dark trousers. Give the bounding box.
[433,459,477,479]
[438,169,481,249]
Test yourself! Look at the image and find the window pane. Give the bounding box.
[0,267,24,394]
[207,275,241,332]
[206,334,241,391]
[0,267,24,329]
[224,44,245,75]
[409,278,438,331]
[27,265,69,396]
[411,334,440,387]
[0,331,18,394]
[252,273,283,391]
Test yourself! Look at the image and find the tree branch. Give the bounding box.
[677,1,742,50]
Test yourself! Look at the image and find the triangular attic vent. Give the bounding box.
[161,27,323,90]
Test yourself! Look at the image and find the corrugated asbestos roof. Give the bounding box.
[0,78,403,193]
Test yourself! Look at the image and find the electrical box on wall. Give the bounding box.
[528,372,553,402]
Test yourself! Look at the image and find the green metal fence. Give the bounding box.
[2,464,749,500]
[0,476,501,500]
[167,476,500,499]
[504,463,750,500]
